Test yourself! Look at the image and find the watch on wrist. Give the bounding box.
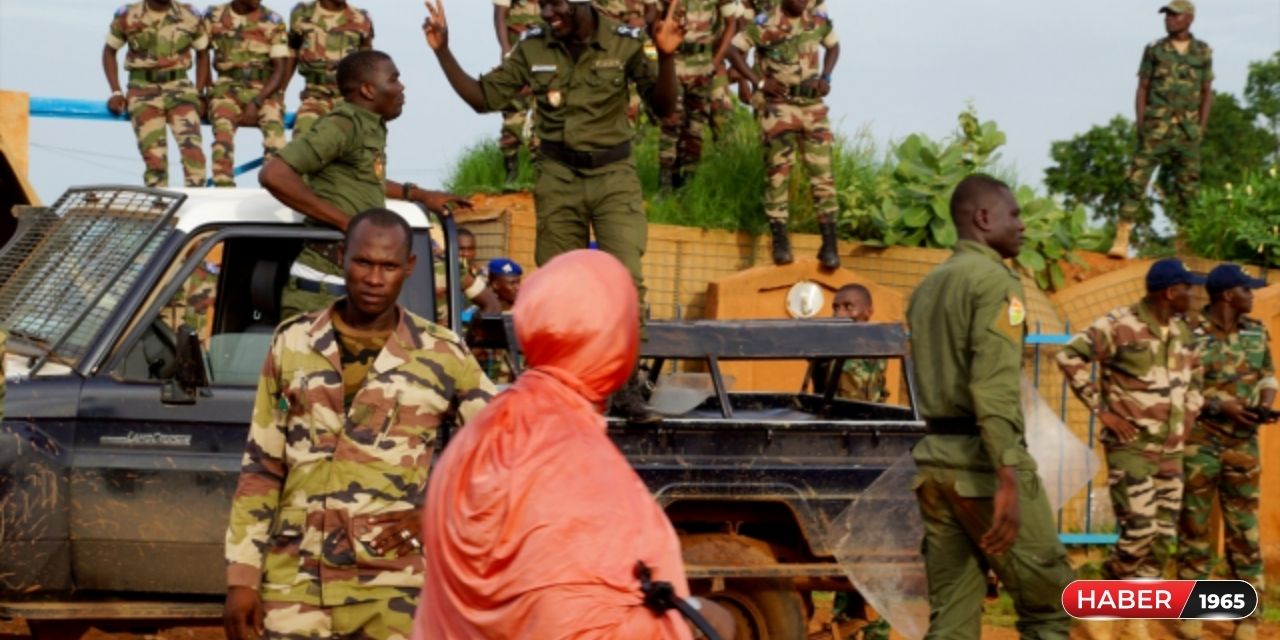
[820,74,832,84]
[402,181,418,200]
[111,89,124,97]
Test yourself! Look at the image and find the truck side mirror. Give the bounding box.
[162,325,209,405]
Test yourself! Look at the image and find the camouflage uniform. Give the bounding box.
[274,101,387,318]
[908,240,1074,639]
[593,0,657,128]
[204,2,290,187]
[732,3,839,225]
[288,1,374,136]
[1177,312,1274,626]
[1118,36,1213,226]
[225,305,495,638]
[839,358,887,403]
[657,0,737,182]
[106,2,209,187]
[494,0,541,166]
[1056,300,1204,579]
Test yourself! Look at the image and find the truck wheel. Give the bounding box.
[681,533,808,640]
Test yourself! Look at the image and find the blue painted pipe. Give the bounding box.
[29,96,296,126]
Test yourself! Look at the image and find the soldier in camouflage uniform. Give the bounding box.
[1109,0,1213,258]
[223,209,496,640]
[1057,258,1205,640]
[910,176,1074,639]
[727,0,841,269]
[809,284,888,404]
[103,0,209,187]
[656,0,737,191]
[494,0,541,184]
[200,0,291,187]
[1177,264,1275,640]
[287,0,374,136]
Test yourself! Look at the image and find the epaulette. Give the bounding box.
[616,24,641,38]
[115,4,129,16]
[521,25,544,39]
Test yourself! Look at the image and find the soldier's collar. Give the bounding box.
[339,101,387,126]
[952,239,1011,270]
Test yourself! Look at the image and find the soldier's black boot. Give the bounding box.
[770,219,793,265]
[503,155,520,185]
[608,367,660,424]
[817,220,840,269]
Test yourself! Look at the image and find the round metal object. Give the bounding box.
[785,281,825,319]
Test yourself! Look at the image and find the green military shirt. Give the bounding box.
[1192,311,1277,437]
[907,240,1033,472]
[478,13,659,154]
[1138,35,1213,139]
[276,101,387,218]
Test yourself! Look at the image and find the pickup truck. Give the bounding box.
[0,185,926,640]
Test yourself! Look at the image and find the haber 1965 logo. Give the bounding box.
[100,432,193,447]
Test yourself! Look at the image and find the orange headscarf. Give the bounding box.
[416,250,692,639]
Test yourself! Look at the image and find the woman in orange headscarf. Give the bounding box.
[416,250,726,639]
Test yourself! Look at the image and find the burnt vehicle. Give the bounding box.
[0,186,926,639]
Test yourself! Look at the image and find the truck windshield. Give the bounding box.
[0,187,182,367]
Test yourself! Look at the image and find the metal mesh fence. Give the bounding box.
[0,187,181,363]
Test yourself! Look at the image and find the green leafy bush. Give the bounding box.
[1182,166,1280,266]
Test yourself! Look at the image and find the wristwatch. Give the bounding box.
[820,73,833,84]
[402,181,418,200]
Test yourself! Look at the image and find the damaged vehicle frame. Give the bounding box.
[0,185,926,639]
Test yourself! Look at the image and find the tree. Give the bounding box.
[1245,51,1280,141]
[1199,92,1278,188]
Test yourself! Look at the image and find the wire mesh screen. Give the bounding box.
[0,187,182,363]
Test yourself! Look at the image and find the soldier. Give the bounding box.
[223,208,495,640]
[493,0,541,184]
[259,50,467,319]
[1109,0,1213,258]
[199,0,291,187]
[1056,258,1204,640]
[656,0,737,191]
[809,284,887,403]
[1177,264,1275,640]
[487,257,523,311]
[726,0,841,269]
[287,0,375,136]
[594,0,657,28]
[907,175,1073,639]
[102,0,209,188]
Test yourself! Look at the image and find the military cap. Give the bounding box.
[1146,258,1205,292]
[1206,263,1267,294]
[1159,0,1195,15]
[489,258,524,276]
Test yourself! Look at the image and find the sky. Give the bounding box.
[1,0,1278,204]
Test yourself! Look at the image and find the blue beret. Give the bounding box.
[488,258,523,276]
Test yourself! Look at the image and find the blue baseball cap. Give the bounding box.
[488,258,523,277]
[1206,263,1267,294]
[1146,258,1205,292]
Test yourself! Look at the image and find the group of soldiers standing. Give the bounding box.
[103,0,373,188]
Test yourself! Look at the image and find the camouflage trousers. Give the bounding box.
[1176,426,1263,620]
[262,593,416,640]
[500,93,537,161]
[759,99,837,224]
[1118,128,1202,225]
[126,79,206,187]
[1103,439,1183,579]
[658,69,713,177]
[708,70,736,140]
[208,80,286,187]
[293,86,341,137]
[915,465,1074,640]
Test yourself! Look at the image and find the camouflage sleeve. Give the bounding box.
[268,15,290,58]
[188,6,210,50]
[731,22,758,52]
[362,11,374,48]
[814,3,838,48]
[454,349,497,425]
[1186,340,1203,425]
[106,8,127,50]
[276,113,355,175]
[478,44,533,112]
[968,278,1026,468]
[1137,43,1155,80]
[1055,316,1115,413]
[224,333,290,589]
[1203,44,1214,83]
[287,4,304,52]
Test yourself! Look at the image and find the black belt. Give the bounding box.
[303,240,343,267]
[220,66,271,82]
[679,42,714,55]
[128,68,188,84]
[925,417,981,436]
[301,67,337,87]
[788,83,823,100]
[290,276,346,297]
[540,140,632,170]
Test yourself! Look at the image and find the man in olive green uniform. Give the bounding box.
[494,0,541,184]
[907,175,1074,640]
[1177,264,1275,640]
[200,0,291,186]
[287,0,375,136]
[223,209,495,640]
[103,0,209,187]
[425,0,680,303]
[260,50,467,319]
[1110,0,1213,257]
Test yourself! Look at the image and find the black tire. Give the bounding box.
[681,533,808,640]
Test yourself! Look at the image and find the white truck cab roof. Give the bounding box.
[169,188,431,233]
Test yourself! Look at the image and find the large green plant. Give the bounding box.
[1182,166,1280,265]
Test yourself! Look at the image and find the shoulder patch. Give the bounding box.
[521,25,544,39]
[616,24,641,38]
[115,4,129,16]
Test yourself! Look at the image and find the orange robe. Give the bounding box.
[417,250,692,639]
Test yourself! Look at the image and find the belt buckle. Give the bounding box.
[573,149,593,168]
